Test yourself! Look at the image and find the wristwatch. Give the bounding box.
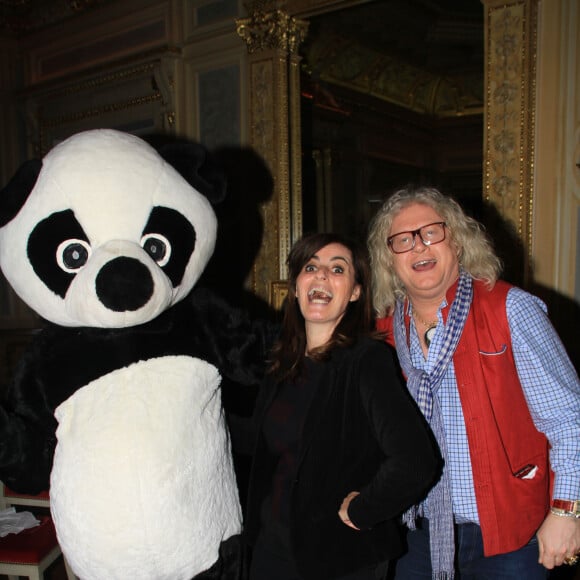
[551,499,580,518]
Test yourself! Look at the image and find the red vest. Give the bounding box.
[378,280,550,556]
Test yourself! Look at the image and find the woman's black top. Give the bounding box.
[262,358,323,525]
[245,337,442,580]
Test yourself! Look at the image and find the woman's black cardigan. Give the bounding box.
[244,336,442,579]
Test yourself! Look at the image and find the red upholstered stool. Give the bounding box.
[0,516,62,580]
[0,484,76,580]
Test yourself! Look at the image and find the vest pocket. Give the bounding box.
[478,344,507,356]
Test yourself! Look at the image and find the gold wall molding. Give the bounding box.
[250,56,285,298]
[22,2,173,85]
[237,6,308,54]
[237,5,307,302]
[270,280,289,310]
[288,48,303,245]
[23,54,178,155]
[483,0,538,279]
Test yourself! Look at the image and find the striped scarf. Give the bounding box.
[394,270,473,580]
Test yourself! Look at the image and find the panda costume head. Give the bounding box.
[0,129,222,328]
[0,129,256,580]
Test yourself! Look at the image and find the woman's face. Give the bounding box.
[295,242,361,339]
[388,203,460,304]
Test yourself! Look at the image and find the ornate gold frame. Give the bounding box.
[237,6,308,301]
[270,280,289,311]
[483,0,537,281]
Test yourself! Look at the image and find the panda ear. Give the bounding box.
[0,159,43,227]
[159,142,227,205]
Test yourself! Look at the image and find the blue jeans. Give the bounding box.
[392,518,548,580]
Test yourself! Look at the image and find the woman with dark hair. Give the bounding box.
[244,232,441,580]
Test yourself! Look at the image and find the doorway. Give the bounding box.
[299,0,485,242]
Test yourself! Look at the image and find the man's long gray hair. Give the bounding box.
[367,186,502,317]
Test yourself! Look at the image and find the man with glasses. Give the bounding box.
[367,186,580,579]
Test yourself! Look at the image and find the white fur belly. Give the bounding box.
[50,355,241,580]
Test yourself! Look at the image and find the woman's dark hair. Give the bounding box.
[269,232,373,382]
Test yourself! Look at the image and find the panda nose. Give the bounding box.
[95,257,154,312]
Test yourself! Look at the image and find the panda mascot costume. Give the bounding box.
[0,129,268,580]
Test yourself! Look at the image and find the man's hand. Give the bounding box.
[537,512,580,569]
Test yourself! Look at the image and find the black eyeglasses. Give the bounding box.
[387,222,447,254]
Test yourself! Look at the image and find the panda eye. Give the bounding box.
[56,239,91,273]
[141,233,171,267]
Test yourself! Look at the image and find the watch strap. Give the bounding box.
[552,499,580,514]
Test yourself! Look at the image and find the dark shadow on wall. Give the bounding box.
[467,199,579,373]
[202,146,277,320]
[203,146,280,511]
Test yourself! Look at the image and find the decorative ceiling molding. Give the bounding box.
[302,29,483,117]
[300,0,484,118]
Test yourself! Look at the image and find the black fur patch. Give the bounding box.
[142,207,196,287]
[27,210,88,298]
[193,534,242,580]
[159,143,227,205]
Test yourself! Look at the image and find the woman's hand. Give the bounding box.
[339,491,361,530]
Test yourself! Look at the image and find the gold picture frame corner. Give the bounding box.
[270,280,288,310]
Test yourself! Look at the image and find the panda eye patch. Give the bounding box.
[141,233,171,267]
[57,239,91,272]
[142,206,195,287]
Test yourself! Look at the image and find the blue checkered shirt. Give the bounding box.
[409,287,580,523]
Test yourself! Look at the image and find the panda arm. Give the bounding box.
[0,341,58,494]
[187,287,278,386]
